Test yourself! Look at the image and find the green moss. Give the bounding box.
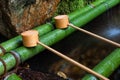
[55,0,96,15]
[57,0,84,14]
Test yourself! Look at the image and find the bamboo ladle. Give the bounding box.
[54,15,120,47]
[21,30,109,80]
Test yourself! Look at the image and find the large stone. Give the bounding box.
[0,0,60,38]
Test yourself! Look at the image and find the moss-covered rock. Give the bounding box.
[55,0,96,15]
[56,0,84,14]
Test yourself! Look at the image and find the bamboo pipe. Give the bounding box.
[0,0,119,76]
[0,23,54,56]
[21,30,109,80]
[82,48,120,80]
[68,0,107,20]
[0,0,107,55]
[4,73,22,80]
[54,15,120,47]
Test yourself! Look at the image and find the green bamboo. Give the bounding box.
[4,73,22,80]
[0,0,106,55]
[0,23,54,55]
[55,0,84,14]
[0,0,119,76]
[68,0,107,20]
[82,48,120,80]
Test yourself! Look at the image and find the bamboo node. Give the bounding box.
[103,2,109,10]
[10,51,21,68]
[0,45,6,56]
[89,3,96,8]
[0,58,7,77]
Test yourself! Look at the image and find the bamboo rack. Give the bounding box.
[0,0,119,80]
[0,0,107,55]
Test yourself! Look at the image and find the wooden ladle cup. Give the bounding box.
[54,15,69,29]
[21,30,39,47]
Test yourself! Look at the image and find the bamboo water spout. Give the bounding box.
[0,0,107,56]
[0,0,119,78]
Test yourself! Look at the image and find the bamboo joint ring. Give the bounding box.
[0,45,6,56]
[10,51,21,67]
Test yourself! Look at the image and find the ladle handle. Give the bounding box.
[37,41,109,80]
[69,23,120,47]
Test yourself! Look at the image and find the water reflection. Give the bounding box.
[104,26,120,38]
[84,4,120,43]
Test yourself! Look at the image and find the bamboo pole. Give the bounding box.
[0,23,54,56]
[68,0,106,20]
[0,0,106,55]
[4,73,22,80]
[82,48,120,80]
[0,0,119,77]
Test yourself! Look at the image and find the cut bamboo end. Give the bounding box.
[21,30,39,47]
[54,15,69,29]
